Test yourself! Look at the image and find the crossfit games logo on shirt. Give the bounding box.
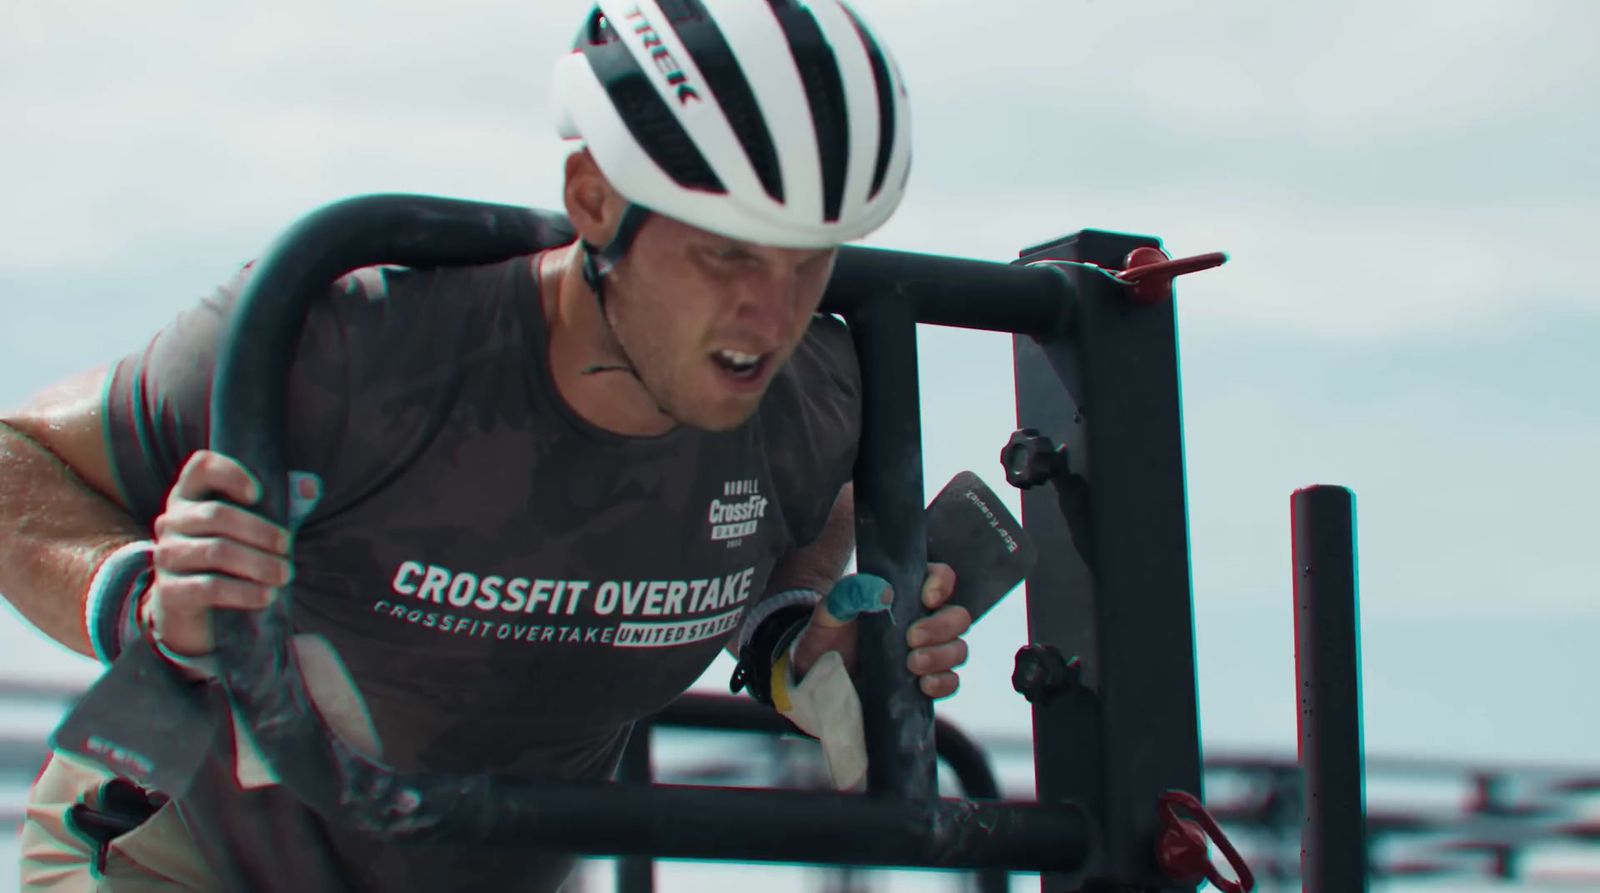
[709,478,767,547]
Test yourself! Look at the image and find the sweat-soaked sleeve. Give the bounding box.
[759,313,863,550]
[103,264,372,530]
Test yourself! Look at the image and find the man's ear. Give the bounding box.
[563,150,624,247]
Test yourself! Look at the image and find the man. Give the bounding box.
[3,2,974,891]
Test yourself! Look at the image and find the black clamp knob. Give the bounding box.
[1001,428,1069,490]
[1012,645,1083,705]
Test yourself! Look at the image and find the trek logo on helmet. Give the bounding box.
[624,5,702,106]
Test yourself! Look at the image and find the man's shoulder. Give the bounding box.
[301,257,540,370]
[330,256,534,306]
[760,314,861,438]
[755,314,861,545]
[197,256,533,324]
[783,313,859,393]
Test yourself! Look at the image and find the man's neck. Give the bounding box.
[537,246,676,437]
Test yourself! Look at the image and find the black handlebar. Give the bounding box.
[69,193,1091,871]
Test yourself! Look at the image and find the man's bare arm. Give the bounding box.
[0,367,146,657]
[726,483,855,663]
[765,482,855,597]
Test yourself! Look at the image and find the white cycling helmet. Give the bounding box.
[552,0,913,251]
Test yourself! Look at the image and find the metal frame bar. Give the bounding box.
[849,293,938,800]
[47,194,1344,886]
[1013,231,1205,889]
[1293,485,1370,891]
[615,693,1011,893]
[52,195,1095,870]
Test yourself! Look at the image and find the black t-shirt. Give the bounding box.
[102,253,861,890]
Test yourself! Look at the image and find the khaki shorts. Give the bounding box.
[18,753,224,892]
[18,752,586,893]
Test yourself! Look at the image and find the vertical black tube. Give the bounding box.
[931,719,1009,893]
[616,723,655,893]
[1292,485,1369,892]
[848,296,937,802]
[1015,231,1201,887]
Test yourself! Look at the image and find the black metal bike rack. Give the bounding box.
[49,192,1371,889]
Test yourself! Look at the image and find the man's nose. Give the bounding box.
[733,268,807,337]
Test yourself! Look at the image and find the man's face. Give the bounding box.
[603,213,838,432]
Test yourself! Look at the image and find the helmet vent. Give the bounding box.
[581,8,727,195]
[659,0,786,205]
[840,2,897,200]
[608,75,727,194]
[766,1,849,223]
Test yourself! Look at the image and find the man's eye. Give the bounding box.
[710,246,753,263]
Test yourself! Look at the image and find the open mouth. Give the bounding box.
[711,348,770,384]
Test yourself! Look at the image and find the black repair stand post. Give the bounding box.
[850,291,939,801]
[1012,231,1206,890]
[617,724,655,893]
[1293,486,1370,892]
[825,245,1072,811]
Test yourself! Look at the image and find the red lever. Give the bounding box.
[1155,790,1255,892]
[1115,247,1228,304]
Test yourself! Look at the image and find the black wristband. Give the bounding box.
[86,542,155,666]
[728,604,814,707]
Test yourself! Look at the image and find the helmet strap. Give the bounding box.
[577,204,672,417]
[580,202,651,311]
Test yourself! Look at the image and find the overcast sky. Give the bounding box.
[3,0,1599,885]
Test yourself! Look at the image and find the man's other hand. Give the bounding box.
[791,563,972,699]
